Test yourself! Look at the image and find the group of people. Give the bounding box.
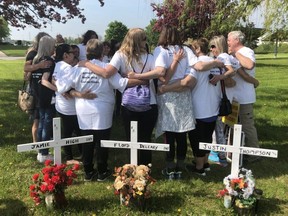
[23,27,260,181]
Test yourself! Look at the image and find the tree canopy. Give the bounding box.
[0,17,10,42]
[0,0,104,29]
[104,21,128,43]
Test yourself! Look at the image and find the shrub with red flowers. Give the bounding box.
[29,160,79,205]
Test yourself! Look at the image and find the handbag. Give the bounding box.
[218,69,232,116]
[122,55,151,112]
[18,81,34,114]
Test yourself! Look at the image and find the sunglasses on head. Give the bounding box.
[210,45,216,49]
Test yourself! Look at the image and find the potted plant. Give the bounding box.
[29,160,79,209]
[113,164,156,211]
[218,168,259,215]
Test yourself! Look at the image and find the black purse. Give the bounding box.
[218,69,232,116]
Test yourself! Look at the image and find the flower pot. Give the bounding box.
[223,195,232,208]
[234,204,255,216]
[45,192,67,210]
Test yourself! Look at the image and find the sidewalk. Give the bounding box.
[0,51,25,60]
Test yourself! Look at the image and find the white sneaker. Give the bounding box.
[37,154,54,163]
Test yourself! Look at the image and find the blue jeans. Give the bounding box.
[37,105,56,155]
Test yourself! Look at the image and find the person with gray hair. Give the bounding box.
[227,30,260,163]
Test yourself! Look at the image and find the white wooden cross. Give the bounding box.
[200,124,278,178]
[101,121,169,165]
[17,117,93,165]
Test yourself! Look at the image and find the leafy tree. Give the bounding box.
[145,19,160,51]
[104,21,128,43]
[0,17,10,42]
[151,0,217,40]
[0,0,104,29]
[151,0,264,41]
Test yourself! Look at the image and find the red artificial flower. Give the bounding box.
[66,170,74,177]
[40,184,48,193]
[47,184,55,192]
[43,173,51,183]
[42,167,53,174]
[32,173,39,181]
[73,164,80,171]
[217,189,229,197]
[51,175,60,184]
[29,185,36,191]
[44,159,52,166]
[30,191,38,197]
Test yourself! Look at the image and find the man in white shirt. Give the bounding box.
[227,31,260,162]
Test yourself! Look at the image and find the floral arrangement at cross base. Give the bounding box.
[29,160,80,209]
[113,164,156,211]
[218,168,262,214]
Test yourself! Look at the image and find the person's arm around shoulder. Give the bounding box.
[237,67,259,88]
[235,51,255,70]
[193,59,224,71]
[78,60,117,79]
[158,74,196,94]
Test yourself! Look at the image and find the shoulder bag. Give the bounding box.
[218,68,232,116]
[18,81,34,114]
[122,55,151,112]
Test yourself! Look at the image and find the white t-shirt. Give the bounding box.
[56,59,128,130]
[77,44,86,61]
[231,47,256,104]
[217,52,233,102]
[109,51,157,105]
[153,45,194,83]
[189,55,221,119]
[53,61,76,115]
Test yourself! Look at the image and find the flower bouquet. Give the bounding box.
[29,160,80,209]
[218,168,260,214]
[113,164,156,210]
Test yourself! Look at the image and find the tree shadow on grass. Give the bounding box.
[257,197,287,215]
[0,199,29,216]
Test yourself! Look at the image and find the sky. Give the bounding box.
[9,0,163,41]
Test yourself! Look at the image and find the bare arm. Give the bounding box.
[78,60,118,79]
[126,79,149,88]
[237,67,259,88]
[41,72,57,92]
[162,49,185,84]
[158,75,196,94]
[24,60,52,73]
[193,59,224,71]
[69,89,97,99]
[127,66,166,80]
[209,65,235,85]
[235,52,255,70]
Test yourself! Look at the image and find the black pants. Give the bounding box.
[81,128,111,174]
[188,119,216,157]
[121,105,158,165]
[164,131,187,162]
[58,113,82,160]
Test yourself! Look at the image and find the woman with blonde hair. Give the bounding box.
[78,28,157,165]
[32,35,57,162]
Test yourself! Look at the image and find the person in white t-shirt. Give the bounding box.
[77,30,98,61]
[77,28,158,166]
[130,26,197,179]
[227,31,260,162]
[160,38,221,176]
[56,39,144,181]
[53,44,91,165]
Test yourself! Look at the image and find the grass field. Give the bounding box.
[0,55,287,215]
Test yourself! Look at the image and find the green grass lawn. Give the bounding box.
[0,44,28,57]
[0,56,287,215]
